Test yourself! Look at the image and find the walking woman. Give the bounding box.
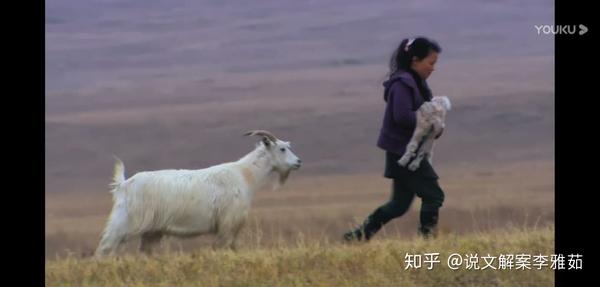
[344,37,445,241]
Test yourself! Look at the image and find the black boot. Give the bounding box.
[418,210,439,239]
[343,209,389,242]
[343,227,366,242]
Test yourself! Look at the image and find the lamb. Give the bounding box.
[398,96,451,171]
[94,130,301,257]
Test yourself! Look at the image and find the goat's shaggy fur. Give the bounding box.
[398,96,451,171]
[95,130,301,257]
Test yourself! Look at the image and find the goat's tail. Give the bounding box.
[109,155,126,192]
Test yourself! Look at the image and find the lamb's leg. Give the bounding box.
[408,134,435,171]
[398,138,419,166]
[427,125,443,165]
[139,232,163,255]
[427,122,443,164]
[427,143,435,164]
[409,123,442,171]
[399,121,432,167]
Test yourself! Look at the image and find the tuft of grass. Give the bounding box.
[46,226,554,287]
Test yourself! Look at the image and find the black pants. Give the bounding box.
[375,152,445,232]
[377,173,445,223]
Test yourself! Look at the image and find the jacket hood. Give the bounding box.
[382,70,418,102]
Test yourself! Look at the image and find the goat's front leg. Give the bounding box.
[213,215,246,250]
[230,221,246,251]
[213,231,234,250]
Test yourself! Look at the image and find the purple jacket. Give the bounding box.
[377,71,430,156]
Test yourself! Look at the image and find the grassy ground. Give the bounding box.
[46,226,554,287]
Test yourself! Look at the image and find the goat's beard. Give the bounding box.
[269,166,291,191]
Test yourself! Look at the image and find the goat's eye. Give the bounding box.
[280,148,286,152]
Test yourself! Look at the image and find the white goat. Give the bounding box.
[398,96,451,171]
[95,130,301,257]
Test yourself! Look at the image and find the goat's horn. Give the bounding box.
[244,130,277,142]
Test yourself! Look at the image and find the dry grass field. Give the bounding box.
[46,226,555,286]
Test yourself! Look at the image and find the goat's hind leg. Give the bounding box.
[95,231,125,258]
[95,206,130,258]
[139,232,163,255]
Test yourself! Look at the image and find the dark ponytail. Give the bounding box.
[389,36,441,77]
[388,36,441,100]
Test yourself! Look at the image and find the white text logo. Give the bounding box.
[535,24,588,35]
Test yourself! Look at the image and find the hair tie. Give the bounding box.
[405,38,415,52]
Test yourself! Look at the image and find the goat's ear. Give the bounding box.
[262,137,273,148]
